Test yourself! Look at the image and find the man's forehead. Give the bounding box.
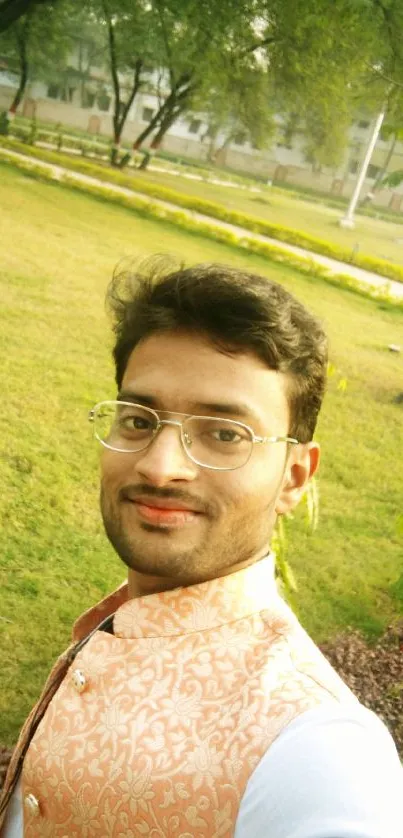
[120,332,290,425]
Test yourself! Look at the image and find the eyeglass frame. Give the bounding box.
[89,400,299,472]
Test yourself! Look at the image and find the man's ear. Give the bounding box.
[275,442,320,516]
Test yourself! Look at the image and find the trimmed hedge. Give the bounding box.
[9,126,110,157]
[2,135,403,286]
[2,147,401,312]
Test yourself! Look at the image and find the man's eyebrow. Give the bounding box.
[192,401,256,419]
[117,390,158,406]
[117,390,259,421]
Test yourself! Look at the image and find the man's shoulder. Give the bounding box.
[235,702,402,838]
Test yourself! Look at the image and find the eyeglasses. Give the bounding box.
[89,401,298,472]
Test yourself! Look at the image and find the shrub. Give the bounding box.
[0,111,10,136]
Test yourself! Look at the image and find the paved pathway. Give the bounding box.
[2,146,402,301]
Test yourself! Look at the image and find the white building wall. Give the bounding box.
[1,70,403,204]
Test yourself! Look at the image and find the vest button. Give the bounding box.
[71,668,87,693]
[24,793,40,817]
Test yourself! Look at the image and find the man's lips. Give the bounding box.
[132,500,201,527]
[123,494,205,527]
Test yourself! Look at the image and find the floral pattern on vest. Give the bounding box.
[13,558,357,837]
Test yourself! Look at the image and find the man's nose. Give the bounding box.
[134,423,198,487]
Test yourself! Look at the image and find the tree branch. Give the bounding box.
[152,0,176,88]
[364,62,403,91]
[243,35,277,55]
[119,58,143,132]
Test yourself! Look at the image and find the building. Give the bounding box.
[1,64,403,210]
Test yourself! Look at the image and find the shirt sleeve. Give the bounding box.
[2,777,23,838]
[234,703,403,838]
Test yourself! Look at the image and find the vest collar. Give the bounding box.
[73,554,277,642]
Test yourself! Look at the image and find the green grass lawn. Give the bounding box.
[125,164,403,266]
[0,160,402,745]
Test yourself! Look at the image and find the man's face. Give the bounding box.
[100,331,311,585]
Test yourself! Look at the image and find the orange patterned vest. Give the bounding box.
[1,557,357,837]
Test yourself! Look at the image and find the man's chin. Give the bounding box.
[104,527,206,579]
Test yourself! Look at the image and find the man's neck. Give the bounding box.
[127,553,269,599]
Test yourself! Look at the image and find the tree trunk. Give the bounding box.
[8,17,30,114]
[104,0,143,163]
[132,74,193,151]
[132,88,181,151]
[361,132,397,206]
[138,150,152,170]
[204,125,219,163]
[373,132,397,191]
[149,105,183,148]
[103,0,122,163]
[212,133,233,167]
[137,100,188,170]
[105,0,142,168]
[115,59,143,168]
[137,119,173,170]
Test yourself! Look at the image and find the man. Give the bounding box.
[1,258,401,837]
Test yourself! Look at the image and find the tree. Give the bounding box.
[128,0,265,168]
[4,12,31,114]
[100,0,153,164]
[199,60,276,164]
[0,0,80,117]
[0,0,54,33]
[349,1,403,185]
[263,0,375,168]
[6,0,403,179]
[127,0,400,171]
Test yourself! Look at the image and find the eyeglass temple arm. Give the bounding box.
[254,435,299,445]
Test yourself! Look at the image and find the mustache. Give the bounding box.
[119,483,215,516]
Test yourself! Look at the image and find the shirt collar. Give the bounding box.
[73,554,277,642]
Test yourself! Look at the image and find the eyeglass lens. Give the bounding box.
[94,402,253,469]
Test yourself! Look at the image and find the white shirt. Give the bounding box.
[4,703,402,837]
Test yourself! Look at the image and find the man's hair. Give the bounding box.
[106,255,328,443]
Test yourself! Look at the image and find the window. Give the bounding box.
[349,159,359,174]
[234,131,247,146]
[142,107,154,122]
[87,92,96,108]
[97,91,111,112]
[47,84,60,99]
[367,163,380,179]
[82,89,95,108]
[61,87,75,103]
[188,118,202,134]
[358,119,370,129]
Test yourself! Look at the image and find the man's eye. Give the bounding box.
[120,415,152,431]
[213,429,241,444]
[133,417,152,430]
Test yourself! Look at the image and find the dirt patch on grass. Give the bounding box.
[320,621,403,757]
